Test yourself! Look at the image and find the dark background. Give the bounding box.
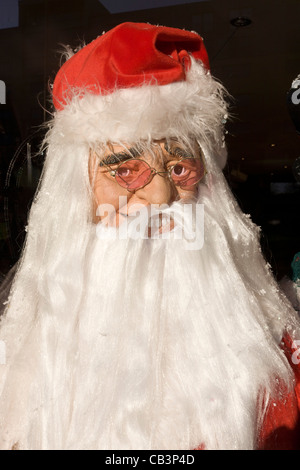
[0,0,300,281]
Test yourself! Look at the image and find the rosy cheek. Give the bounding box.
[92,175,133,225]
[95,185,120,211]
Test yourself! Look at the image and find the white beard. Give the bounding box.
[0,194,298,451]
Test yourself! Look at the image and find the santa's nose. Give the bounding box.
[127,172,177,208]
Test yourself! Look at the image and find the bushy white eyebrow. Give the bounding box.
[99,147,141,166]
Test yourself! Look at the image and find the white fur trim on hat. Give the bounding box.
[46,59,229,169]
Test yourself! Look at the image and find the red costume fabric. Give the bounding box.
[258,336,300,450]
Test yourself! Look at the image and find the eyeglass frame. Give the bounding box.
[96,148,207,192]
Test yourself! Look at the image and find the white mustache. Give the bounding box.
[96,199,204,249]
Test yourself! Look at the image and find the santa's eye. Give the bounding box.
[172,163,188,177]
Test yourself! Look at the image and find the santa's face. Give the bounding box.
[89,140,203,226]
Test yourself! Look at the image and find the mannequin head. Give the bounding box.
[89,139,204,225]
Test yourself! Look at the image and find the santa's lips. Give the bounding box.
[118,210,175,233]
[118,212,139,221]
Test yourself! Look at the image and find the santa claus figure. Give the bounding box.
[0,22,300,450]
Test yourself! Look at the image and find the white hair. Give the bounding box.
[0,59,299,450]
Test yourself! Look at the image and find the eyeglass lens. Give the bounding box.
[115,158,205,191]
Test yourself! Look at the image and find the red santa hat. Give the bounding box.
[53,22,209,110]
[49,22,228,167]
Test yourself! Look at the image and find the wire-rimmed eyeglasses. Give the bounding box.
[97,148,206,192]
